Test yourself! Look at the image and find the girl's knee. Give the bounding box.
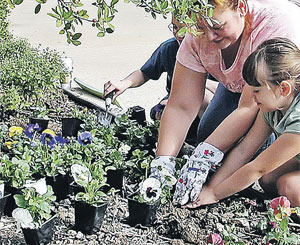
[277,175,300,206]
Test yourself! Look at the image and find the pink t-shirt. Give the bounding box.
[177,0,300,93]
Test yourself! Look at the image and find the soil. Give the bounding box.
[0,91,299,245]
[1,192,299,245]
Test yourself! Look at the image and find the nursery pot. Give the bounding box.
[22,214,57,245]
[129,106,146,126]
[0,193,11,218]
[61,118,83,137]
[29,118,49,132]
[4,185,22,217]
[127,195,160,227]
[74,201,108,235]
[70,181,84,196]
[106,169,124,191]
[46,174,70,202]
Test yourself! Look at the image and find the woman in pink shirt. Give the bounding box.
[144,0,300,206]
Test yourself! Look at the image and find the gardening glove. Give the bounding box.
[173,142,224,206]
[148,156,177,188]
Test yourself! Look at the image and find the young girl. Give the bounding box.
[185,37,300,208]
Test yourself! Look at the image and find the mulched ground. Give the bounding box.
[1,190,299,245]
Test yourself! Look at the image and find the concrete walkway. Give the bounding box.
[9,1,172,120]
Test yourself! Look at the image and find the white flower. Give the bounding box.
[71,164,92,187]
[12,208,36,229]
[118,143,131,155]
[0,183,4,198]
[24,178,47,195]
[140,178,162,203]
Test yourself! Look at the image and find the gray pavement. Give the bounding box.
[9,1,172,120]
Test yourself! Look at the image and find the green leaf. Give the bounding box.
[151,12,156,19]
[59,29,65,34]
[71,40,81,46]
[34,4,41,14]
[13,0,23,5]
[72,33,82,40]
[14,194,26,208]
[177,27,187,37]
[111,0,119,6]
[124,0,130,3]
[56,19,63,27]
[106,28,114,34]
[47,13,60,20]
[161,1,168,9]
[64,11,72,19]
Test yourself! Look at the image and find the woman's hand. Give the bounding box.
[182,186,219,209]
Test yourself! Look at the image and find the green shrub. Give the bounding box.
[0,37,68,112]
[0,0,10,38]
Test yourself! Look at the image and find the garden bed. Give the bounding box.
[1,192,299,244]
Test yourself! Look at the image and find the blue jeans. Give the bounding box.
[197,83,241,143]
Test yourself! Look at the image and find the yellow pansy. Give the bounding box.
[5,141,19,149]
[42,129,56,136]
[9,126,23,137]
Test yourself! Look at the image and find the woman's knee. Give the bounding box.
[277,174,300,206]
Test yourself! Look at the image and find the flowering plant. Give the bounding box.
[0,155,32,188]
[207,233,225,245]
[265,196,300,244]
[13,179,56,228]
[71,162,111,206]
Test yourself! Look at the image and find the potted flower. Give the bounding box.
[71,162,112,234]
[101,142,131,191]
[29,106,50,132]
[12,178,57,245]
[126,154,176,227]
[0,155,33,216]
[61,107,87,137]
[26,128,69,201]
[0,180,10,218]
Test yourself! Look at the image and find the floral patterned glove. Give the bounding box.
[149,156,177,187]
[140,156,177,202]
[173,142,224,206]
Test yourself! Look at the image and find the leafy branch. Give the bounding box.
[7,0,216,45]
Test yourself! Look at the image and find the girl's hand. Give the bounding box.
[182,186,219,209]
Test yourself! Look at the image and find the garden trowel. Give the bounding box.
[98,90,116,126]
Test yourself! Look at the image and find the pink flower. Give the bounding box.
[204,150,210,156]
[269,221,278,229]
[270,196,292,220]
[207,233,225,245]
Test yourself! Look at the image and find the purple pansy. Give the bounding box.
[25,123,42,139]
[78,131,93,146]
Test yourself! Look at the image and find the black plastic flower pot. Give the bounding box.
[127,195,160,227]
[29,118,49,132]
[129,106,146,126]
[46,174,70,202]
[106,169,124,191]
[22,214,57,245]
[74,201,108,235]
[61,118,83,137]
[0,193,11,218]
[4,185,22,217]
[70,181,85,196]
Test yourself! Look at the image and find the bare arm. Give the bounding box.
[207,110,273,189]
[214,132,300,200]
[103,70,149,99]
[156,62,207,156]
[206,84,259,153]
